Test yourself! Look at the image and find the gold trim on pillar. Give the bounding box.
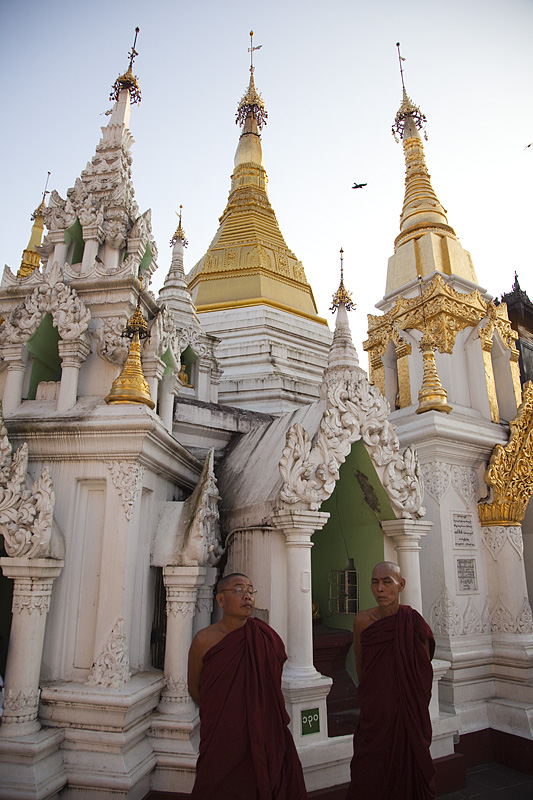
[479,381,533,526]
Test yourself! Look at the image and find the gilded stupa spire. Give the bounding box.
[330,249,355,312]
[105,277,154,409]
[236,31,268,130]
[17,172,50,279]
[170,205,188,248]
[110,27,141,105]
[187,32,323,325]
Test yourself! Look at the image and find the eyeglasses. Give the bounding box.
[220,586,257,596]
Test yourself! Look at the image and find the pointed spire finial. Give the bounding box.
[236,30,267,129]
[110,27,142,105]
[170,204,189,248]
[392,42,427,142]
[330,248,355,312]
[31,171,51,220]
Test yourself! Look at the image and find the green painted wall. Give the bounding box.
[26,314,61,399]
[312,440,396,679]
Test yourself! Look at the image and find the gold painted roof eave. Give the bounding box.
[394,220,457,250]
[195,296,329,326]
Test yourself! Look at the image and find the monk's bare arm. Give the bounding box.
[353,611,372,682]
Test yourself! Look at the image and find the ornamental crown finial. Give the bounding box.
[170,205,189,248]
[330,248,355,312]
[391,42,427,142]
[236,30,268,130]
[31,171,51,220]
[122,274,149,340]
[110,27,141,105]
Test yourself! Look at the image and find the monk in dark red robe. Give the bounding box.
[188,573,306,800]
[346,561,436,800]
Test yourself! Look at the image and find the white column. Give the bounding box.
[80,226,104,274]
[271,509,332,748]
[0,558,64,737]
[143,357,165,412]
[158,566,205,717]
[49,231,68,265]
[381,519,432,613]
[193,566,218,636]
[159,373,179,433]
[1,344,28,414]
[57,338,90,412]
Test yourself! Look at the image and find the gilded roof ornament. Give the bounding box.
[122,276,149,340]
[478,381,533,526]
[236,30,268,130]
[110,27,141,105]
[391,42,427,142]
[170,205,189,248]
[330,248,355,312]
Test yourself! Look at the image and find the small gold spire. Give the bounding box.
[18,172,50,279]
[416,330,452,414]
[170,205,189,248]
[110,27,141,105]
[392,42,427,142]
[236,30,268,129]
[330,248,355,311]
[105,277,154,408]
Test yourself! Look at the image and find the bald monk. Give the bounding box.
[346,561,436,800]
[187,573,306,799]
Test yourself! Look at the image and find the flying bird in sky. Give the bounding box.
[352,181,367,189]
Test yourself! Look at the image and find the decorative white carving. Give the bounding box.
[0,409,57,558]
[2,687,40,723]
[278,370,424,518]
[482,526,507,561]
[179,450,223,567]
[517,597,533,634]
[430,588,462,636]
[482,525,523,561]
[508,526,524,560]
[77,195,104,229]
[0,261,90,346]
[491,596,516,633]
[43,190,67,232]
[481,597,492,633]
[177,325,209,358]
[12,579,53,615]
[161,675,189,704]
[106,461,144,521]
[196,597,213,615]
[91,315,129,364]
[166,599,196,618]
[462,596,483,634]
[103,217,127,250]
[451,465,478,508]
[421,462,450,501]
[86,618,131,688]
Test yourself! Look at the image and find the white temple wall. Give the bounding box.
[464,329,494,422]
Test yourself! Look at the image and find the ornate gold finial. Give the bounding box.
[18,172,51,279]
[236,30,268,129]
[392,42,427,142]
[478,381,533,526]
[330,248,355,311]
[105,276,154,408]
[416,275,452,414]
[170,205,189,248]
[110,27,141,105]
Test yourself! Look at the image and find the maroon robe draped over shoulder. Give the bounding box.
[191,617,306,800]
[346,605,436,800]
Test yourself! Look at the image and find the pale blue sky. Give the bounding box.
[1,0,532,357]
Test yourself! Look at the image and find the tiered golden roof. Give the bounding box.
[186,35,325,325]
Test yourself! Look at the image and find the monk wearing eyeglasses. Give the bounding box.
[188,573,306,799]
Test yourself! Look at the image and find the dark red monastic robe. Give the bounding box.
[191,617,306,800]
[346,605,436,800]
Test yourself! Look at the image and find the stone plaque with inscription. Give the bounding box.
[453,512,475,548]
[456,558,477,593]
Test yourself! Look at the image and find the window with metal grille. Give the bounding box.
[328,562,358,615]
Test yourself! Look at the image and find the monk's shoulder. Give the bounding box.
[190,622,226,659]
[353,607,378,636]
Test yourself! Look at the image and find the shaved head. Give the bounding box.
[216,573,250,593]
[372,561,402,579]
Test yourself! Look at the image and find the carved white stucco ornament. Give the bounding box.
[152,449,224,568]
[0,404,62,559]
[0,261,91,346]
[278,368,425,518]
